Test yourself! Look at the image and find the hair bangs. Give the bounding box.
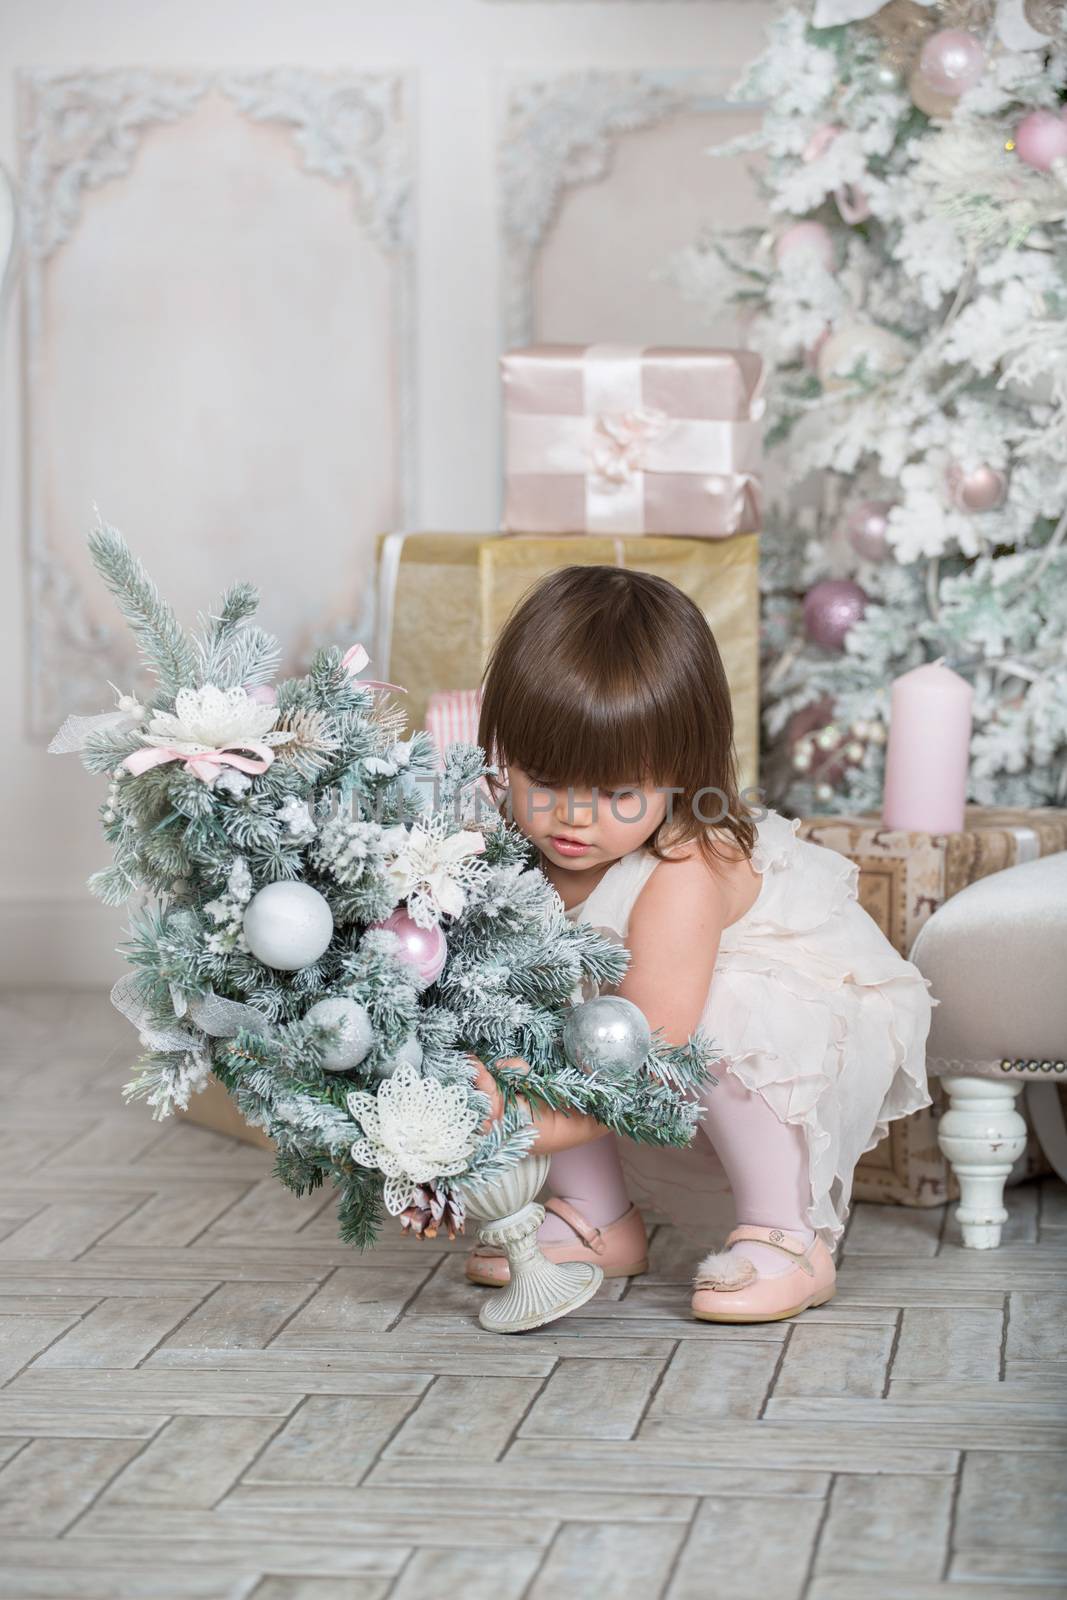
[483,668,675,794]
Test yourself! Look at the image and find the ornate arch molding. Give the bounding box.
[498,68,742,347]
[19,68,415,736]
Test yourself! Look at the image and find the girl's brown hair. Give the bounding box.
[477,564,756,870]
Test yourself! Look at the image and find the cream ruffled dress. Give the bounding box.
[559,808,936,1253]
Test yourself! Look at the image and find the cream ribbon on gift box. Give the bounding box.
[505,343,763,536]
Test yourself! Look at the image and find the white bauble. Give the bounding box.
[305,997,374,1071]
[817,324,909,391]
[243,881,334,971]
[395,1034,424,1070]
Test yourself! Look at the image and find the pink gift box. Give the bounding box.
[501,343,764,538]
[426,689,483,771]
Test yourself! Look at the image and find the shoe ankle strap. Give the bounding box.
[727,1225,815,1276]
[543,1196,605,1253]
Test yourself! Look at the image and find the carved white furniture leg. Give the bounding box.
[936,1075,1029,1249]
[458,1148,603,1334]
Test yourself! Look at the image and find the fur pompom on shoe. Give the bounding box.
[692,1247,758,1291]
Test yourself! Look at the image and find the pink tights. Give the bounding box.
[539,1065,816,1277]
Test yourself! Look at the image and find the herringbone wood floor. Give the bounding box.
[0,990,1065,1600]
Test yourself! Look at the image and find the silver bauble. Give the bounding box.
[242,881,334,971]
[563,996,652,1080]
[304,997,374,1071]
[374,1033,424,1080]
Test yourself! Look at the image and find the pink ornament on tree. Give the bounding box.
[803,580,868,652]
[371,908,447,989]
[801,124,840,163]
[1013,109,1067,172]
[774,221,835,271]
[947,462,1007,512]
[908,67,958,121]
[835,183,871,224]
[917,30,985,97]
[244,684,277,706]
[845,500,894,562]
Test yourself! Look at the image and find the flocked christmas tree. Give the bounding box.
[673,0,1066,814]
[51,522,715,1250]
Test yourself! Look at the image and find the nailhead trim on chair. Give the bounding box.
[1001,1059,1066,1072]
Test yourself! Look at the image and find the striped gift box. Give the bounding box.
[425,689,501,816]
[425,689,483,771]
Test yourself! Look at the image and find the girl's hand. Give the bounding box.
[466,1054,528,1134]
[466,1052,611,1153]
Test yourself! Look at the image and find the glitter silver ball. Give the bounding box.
[374,1033,424,1080]
[304,997,374,1071]
[563,997,652,1080]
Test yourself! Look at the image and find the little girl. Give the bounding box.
[465,563,935,1323]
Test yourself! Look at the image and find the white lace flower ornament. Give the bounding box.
[383,814,487,928]
[346,1062,482,1215]
[124,685,293,785]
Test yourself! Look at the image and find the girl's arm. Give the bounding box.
[610,843,728,1050]
[467,846,727,1149]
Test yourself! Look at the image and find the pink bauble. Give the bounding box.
[1014,109,1067,172]
[774,221,835,271]
[947,462,1007,513]
[802,123,840,163]
[803,580,868,652]
[917,29,985,97]
[816,322,909,390]
[835,183,871,224]
[244,683,277,706]
[845,500,894,562]
[372,908,447,988]
[908,66,958,120]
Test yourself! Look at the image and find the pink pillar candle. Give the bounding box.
[882,658,973,834]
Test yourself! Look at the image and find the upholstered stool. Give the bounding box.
[908,851,1067,1248]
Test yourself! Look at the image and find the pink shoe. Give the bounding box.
[464,1198,648,1287]
[690,1224,837,1324]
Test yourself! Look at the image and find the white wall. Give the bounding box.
[0,0,773,984]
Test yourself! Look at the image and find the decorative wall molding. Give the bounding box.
[18,68,416,739]
[498,68,745,348]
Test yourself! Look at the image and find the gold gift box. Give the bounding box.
[374,530,760,794]
[798,805,1067,1208]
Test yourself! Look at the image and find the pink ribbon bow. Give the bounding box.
[589,407,671,487]
[342,642,407,695]
[122,742,276,786]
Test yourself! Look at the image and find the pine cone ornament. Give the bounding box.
[399,1183,466,1240]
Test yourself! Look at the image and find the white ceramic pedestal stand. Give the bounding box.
[458,1147,603,1334]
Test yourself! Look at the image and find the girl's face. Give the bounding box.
[504,762,671,871]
